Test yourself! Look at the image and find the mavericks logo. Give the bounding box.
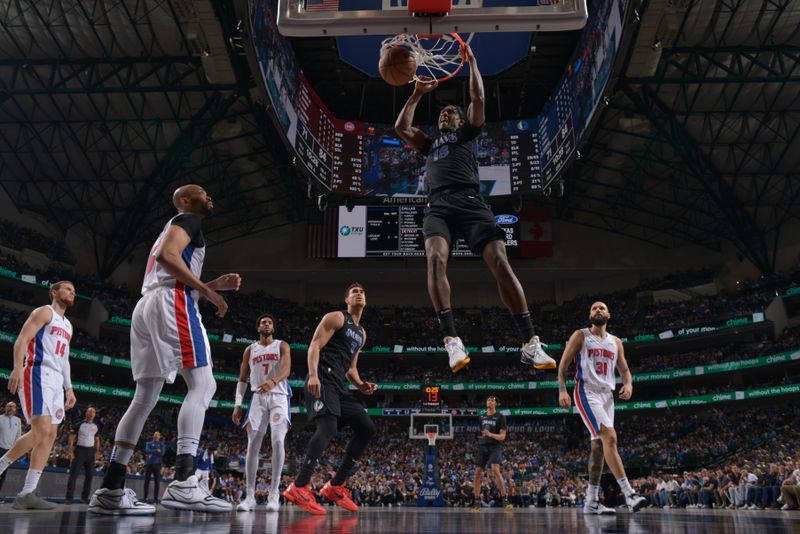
[313,400,325,413]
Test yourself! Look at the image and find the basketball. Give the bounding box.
[379,46,417,86]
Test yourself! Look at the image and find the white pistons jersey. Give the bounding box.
[574,328,618,392]
[141,214,205,296]
[25,305,73,381]
[249,339,288,395]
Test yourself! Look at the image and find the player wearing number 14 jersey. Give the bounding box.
[232,314,291,512]
[557,302,646,514]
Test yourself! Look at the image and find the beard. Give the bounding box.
[590,315,608,326]
[191,197,213,216]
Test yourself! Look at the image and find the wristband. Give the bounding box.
[235,381,248,406]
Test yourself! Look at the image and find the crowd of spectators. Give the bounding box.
[1,392,798,512]
[0,219,75,265]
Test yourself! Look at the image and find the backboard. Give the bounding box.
[409,413,453,442]
[276,0,588,37]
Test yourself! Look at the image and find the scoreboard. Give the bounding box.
[337,205,521,258]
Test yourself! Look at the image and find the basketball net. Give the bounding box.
[380,33,474,84]
[425,429,438,447]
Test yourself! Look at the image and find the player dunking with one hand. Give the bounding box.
[394,44,556,373]
[558,302,647,514]
[0,281,77,510]
[233,313,291,512]
[283,283,377,515]
[89,184,241,515]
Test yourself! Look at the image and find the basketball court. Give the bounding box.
[0,507,793,534]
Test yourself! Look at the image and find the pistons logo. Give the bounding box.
[55,409,64,420]
[272,413,281,423]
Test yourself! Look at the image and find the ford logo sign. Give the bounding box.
[495,214,518,225]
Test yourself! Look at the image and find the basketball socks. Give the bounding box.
[513,311,535,342]
[174,453,195,482]
[0,455,11,476]
[617,477,634,497]
[20,469,42,496]
[101,461,128,490]
[587,484,600,502]
[437,308,458,338]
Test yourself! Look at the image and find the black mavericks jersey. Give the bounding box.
[421,121,482,195]
[479,412,507,446]
[317,311,364,394]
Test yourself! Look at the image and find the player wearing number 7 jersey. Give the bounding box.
[232,313,291,512]
[557,302,646,514]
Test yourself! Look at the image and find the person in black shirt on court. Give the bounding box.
[395,45,556,374]
[283,283,377,515]
[472,396,512,510]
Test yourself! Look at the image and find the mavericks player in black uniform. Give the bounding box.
[283,283,377,515]
[395,45,556,374]
[472,396,512,510]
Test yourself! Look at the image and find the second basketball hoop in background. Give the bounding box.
[379,46,417,86]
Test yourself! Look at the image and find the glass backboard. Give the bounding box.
[276,0,588,37]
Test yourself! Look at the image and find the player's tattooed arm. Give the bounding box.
[464,44,485,127]
[616,338,633,400]
[588,439,605,485]
[395,79,434,151]
[557,330,584,409]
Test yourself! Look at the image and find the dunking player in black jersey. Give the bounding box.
[395,44,556,374]
[283,283,377,515]
[472,396,512,510]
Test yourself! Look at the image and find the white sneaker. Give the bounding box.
[445,336,470,373]
[520,336,556,369]
[265,493,280,512]
[236,496,256,512]
[626,493,647,513]
[88,487,156,516]
[161,475,232,513]
[584,500,616,515]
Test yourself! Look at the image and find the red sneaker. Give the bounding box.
[283,483,326,515]
[321,481,359,512]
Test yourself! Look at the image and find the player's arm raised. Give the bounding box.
[9,306,52,394]
[347,330,377,395]
[258,341,292,393]
[232,345,251,425]
[464,45,485,127]
[557,329,584,409]
[154,225,229,317]
[307,312,345,398]
[616,338,633,400]
[395,77,436,151]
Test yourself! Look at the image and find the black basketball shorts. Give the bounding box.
[423,189,506,255]
[476,444,503,468]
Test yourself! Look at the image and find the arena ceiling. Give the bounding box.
[0,0,798,277]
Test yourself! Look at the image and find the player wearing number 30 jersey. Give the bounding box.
[557,302,647,514]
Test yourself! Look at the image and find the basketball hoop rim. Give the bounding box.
[412,32,467,84]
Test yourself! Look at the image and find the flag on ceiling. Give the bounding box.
[305,0,340,11]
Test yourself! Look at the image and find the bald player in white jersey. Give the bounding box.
[558,302,647,514]
[89,184,241,516]
[232,313,291,512]
[1,281,76,509]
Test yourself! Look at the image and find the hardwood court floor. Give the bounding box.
[0,504,793,534]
